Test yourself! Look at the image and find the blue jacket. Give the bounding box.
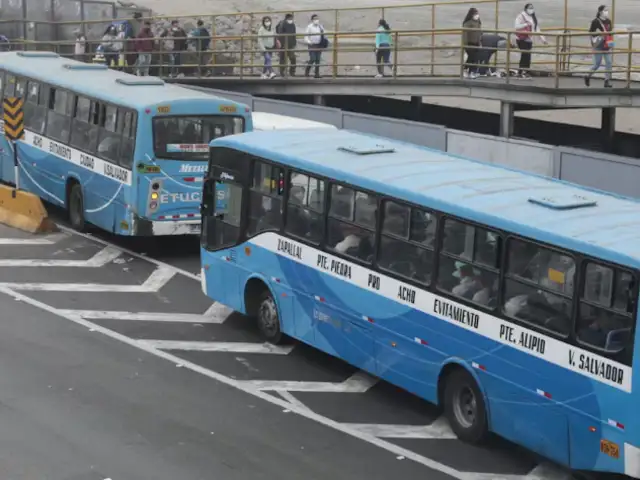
[375,27,392,47]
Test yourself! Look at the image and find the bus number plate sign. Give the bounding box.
[157,106,170,114]
[219,105,237,113]
[600,439,619,459]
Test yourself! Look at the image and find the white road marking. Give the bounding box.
[0,265,175,292]
[203,302,234,321]
[137,340,294,354]
[239,370,378,392]
[276,391,312,412]
[56,310,225,323]
[344,417,456,439]
[0,245,121,267]
[473,463,574,480]
[0,285,478,480]
[0,233,68,245]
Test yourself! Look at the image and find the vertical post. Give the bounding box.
[430,4,435,76]
[21,0,28,42]
[500,101,514,137]
[410,96,421,121]
[611,0,616,27]
[505,32,511,84]
[334,10,340,79]
[626,30,633,88]
[554,34,560,88]
[602,107,616,152]
[563,0,568,31]
[3,97,24,197]
[392,31,399,77]
[13,140,19,194]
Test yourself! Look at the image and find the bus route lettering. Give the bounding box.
[49,141,72,160]
[330,258,351,279]
[32,135,43,148]
[367,273,380,291]
[104,164,129,183]
[569,350,624,385]
[398,285,416,304]
[79,153,95,169]
[433,299,479,329]
[317,254,329,270]
[519,331,545,354]
[277,238,302,260]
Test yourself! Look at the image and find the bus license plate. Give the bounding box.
[189,224,201,234]
[600,439,619,459]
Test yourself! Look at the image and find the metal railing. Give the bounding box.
[5,28,639,88]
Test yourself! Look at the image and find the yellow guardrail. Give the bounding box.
[8,27,639,88]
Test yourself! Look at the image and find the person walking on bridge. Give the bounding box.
[514,3,547,79]
[584,5,614,88]
[462,8,482,79]
[258,16,277,79]
[276,13,297,76]
[305,14,327,78]
[375,19,393,77]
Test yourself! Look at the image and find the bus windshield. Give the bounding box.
[153,116,244,160]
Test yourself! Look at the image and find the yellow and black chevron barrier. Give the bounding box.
[3,97,24,141]
[0,96,55,234]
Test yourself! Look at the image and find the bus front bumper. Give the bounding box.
[132,216,201,236]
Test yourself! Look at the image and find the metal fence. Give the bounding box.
[0,0,151,42]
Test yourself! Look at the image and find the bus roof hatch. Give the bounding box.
[338,144,395,155]
[62,63,108,70]
[115,78,165,86]
[528,193,597,210]
[17,51,60,58]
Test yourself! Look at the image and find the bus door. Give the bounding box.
[144,114,244,228]
[200,148,251,310]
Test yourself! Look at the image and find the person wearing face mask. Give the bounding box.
[514,3,547,79]
[276,13,298,77]
[304,14,327,78]
[258,16,277,79]
[585,5,614,88]
[462,8,482,79]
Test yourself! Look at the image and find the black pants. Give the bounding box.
[517,39,532,73]
[464,45,479,73]
[279,49,296,75]
[376,44,391,74]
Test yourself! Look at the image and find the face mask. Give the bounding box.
[287,19,293,24]
[313,19,319,25]
[473,14,479,20]
[265,22,271,27]
[526,8,534,14]
[601,10,609,18]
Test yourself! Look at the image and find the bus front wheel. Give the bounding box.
[256,289,284,345]
[68,183,86,232]
[443,368,489,444]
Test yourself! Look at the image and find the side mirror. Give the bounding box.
[201,178,215,216]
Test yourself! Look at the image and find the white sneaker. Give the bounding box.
[375,73,383,78]
[469,72,478,79]
[260,73,268,79]
[463,70,469,78]
[269,72,277,79]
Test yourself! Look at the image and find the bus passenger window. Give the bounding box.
[4,74,15,96]
[502,238,574,335]
[70,96,99,154]
[119,111,136,169]
[247,161,284,236]
[97,105,121,163]
[437,218,500,308]
[327,184,376,262]
[24,81,45,134]
[577,263,636,364]
[285,172,325,243]
[45,89,72,143]
[378,200,436,285]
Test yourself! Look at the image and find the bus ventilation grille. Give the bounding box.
[338,144,396,155]
[63,63,108,70]
[528,193,597,210]
[115,78,165,86]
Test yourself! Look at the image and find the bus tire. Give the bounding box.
[443,368,489,444]
[256,289,284,345]
[68,183,86,232]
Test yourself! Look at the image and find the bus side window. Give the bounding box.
[502,238,574,336]
[0,71,5,114]
[119,110,136,169]
[327,184,377,263]
[576,262,636,365]
[70,95,98,154]
[378,200,436,285]
[285,172,325,244]
[247,160,284,236]
[24,80,45,134]
[437,218,500,308]
[4,74,15,97]
[97,104,121,163]
[45,88,71,143]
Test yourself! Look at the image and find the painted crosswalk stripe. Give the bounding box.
[238,371,378,392]
[0,233,68,245]
[343,417,456,439]
[0,245,121,267]
[137,340,294,354]
[57,310,226,323]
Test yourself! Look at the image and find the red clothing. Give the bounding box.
[135,28,154,52]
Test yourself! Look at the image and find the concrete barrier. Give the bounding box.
[0,185,56,233]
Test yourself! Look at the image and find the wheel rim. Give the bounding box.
[452,385,477,429]
[258,296,278,337]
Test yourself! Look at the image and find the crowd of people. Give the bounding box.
[462,3,614,86]
[69,3,616,84]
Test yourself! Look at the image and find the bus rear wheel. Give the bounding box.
[443,368,489,444]
[256,289,284,345]
[68,183,86,232]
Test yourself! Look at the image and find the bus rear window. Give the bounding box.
[153,115,244,160]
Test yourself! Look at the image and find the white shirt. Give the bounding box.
[335,234,360,254]
[305,23,324,45]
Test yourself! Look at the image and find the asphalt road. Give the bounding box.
[0,212,584,480]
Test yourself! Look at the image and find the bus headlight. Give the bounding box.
[149,201,158,209]
[151,192,159,200]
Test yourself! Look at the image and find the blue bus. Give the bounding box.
[0,51,251,235]
[200,128,640,477]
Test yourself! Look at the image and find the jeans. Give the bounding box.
[308,48,322,65]
[137,53,151,76]
[263,51,273,74]
[279,49,297,75]
[170,52,182,76]
[376,43,391,74]
[516,39,532,73]
[590,50,613,80]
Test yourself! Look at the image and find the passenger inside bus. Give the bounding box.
[328,187,376,261]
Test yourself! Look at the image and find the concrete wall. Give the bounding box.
[186,85,640,201]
